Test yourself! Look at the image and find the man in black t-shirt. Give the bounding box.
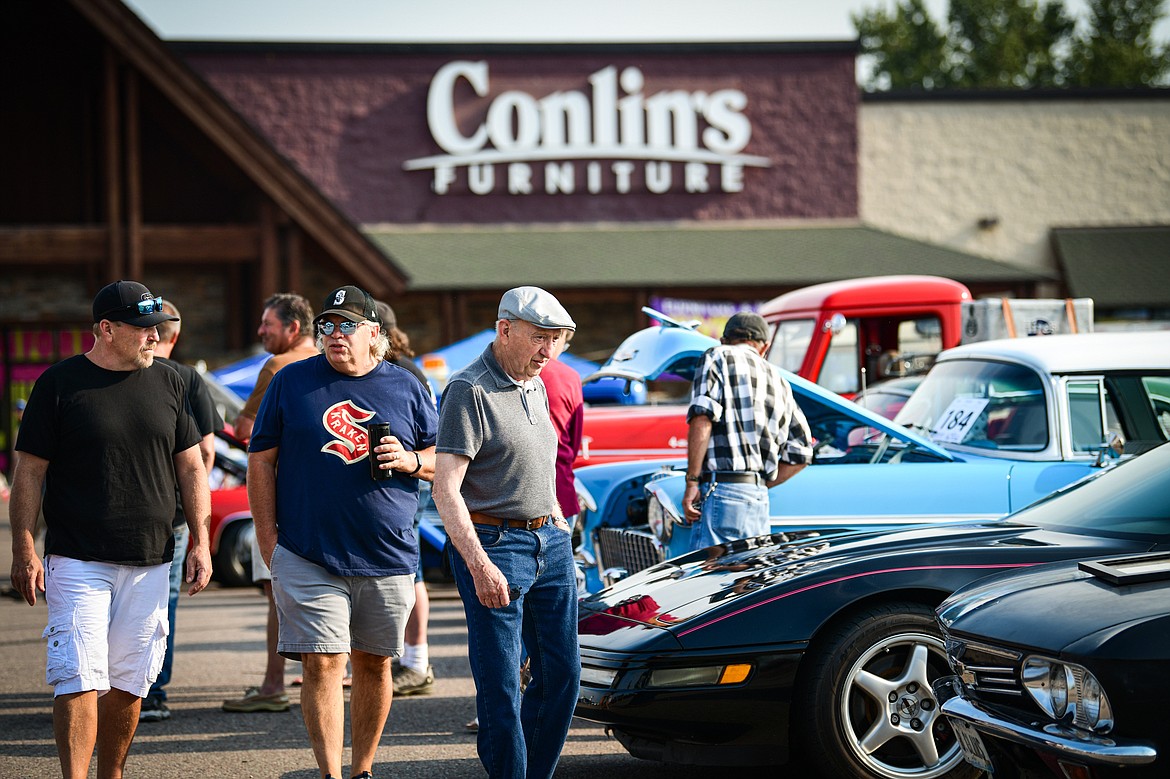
[8,280,212,778]
[140,299,224,723]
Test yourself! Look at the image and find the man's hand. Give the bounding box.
[682,481,702,524]
[185,543,213,596]
[471,560,512,609]
[10,551,44,607]
[9,452,49,606]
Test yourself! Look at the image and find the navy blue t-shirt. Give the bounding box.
[249,355,438,576]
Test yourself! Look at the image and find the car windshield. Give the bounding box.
[768,319,815,375]
[894,359,1047,451]
[1010,443,1170,538]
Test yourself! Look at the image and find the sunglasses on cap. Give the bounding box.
[317,320,368,336]
[98,296,164,320]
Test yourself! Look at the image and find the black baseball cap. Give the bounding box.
[722,311,770,343]
[92,281,178,328]
[314,285,381,325]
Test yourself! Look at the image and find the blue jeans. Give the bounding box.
[451,522,580,779]
[147,524,188,702]
[689,482,770,551]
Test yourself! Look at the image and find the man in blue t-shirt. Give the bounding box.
[248,285,437,779]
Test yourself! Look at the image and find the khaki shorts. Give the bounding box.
[43,555,170,698]
[270,545,414,661]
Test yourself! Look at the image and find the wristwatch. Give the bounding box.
[685,474,701,483]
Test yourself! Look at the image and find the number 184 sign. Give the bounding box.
[931,397,990,444]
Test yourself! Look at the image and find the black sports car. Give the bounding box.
[935,551,1170,779]
[574,442,1170,779]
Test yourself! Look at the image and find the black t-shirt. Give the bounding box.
[158,357,225,528]
[16,355,202,565]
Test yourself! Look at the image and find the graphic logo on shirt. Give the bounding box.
[321,401,376,463]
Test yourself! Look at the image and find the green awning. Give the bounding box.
[364,223,1050,291]
[1053,226,1170,309]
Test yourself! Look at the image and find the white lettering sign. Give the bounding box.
[404,61,771,196]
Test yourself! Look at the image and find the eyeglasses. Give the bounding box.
[317,320,366,336]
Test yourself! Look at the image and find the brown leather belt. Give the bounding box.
[469,512,552,530]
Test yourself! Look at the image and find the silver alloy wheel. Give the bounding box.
[838,630,966,779]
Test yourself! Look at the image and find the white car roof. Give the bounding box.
[936,331,1170,373]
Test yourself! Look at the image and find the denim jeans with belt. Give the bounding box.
[689,481,770,551]
[451,521,580,779]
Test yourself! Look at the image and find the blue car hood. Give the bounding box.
[587,319,951,460]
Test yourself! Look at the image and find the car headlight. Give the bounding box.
[648,663,752,688]
[645,485,681,543]
[1022,656,1114,733]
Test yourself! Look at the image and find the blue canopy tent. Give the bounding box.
[211,329,643,405]
[417,329,642,405]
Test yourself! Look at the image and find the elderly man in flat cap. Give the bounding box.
[433,286,580,779]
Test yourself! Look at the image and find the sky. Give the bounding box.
[123,0,1168,44]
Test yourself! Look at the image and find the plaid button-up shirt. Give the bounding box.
[687,343,813,477]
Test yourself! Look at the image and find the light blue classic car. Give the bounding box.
[576,323,1170,592]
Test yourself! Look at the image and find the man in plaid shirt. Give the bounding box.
[681,311,814,551]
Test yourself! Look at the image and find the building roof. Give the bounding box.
[364,222,1052,291]
[73,0,408,294]
[1053,226,1170,309]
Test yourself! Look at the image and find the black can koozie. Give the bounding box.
[368,423,392,480]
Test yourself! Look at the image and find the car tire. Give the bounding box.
[212,519,254,588]
[794,601,979,779]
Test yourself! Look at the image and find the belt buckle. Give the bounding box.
[525,516,542,530]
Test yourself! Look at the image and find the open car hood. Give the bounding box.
[587,312,951,460]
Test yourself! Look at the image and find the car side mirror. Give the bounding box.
[1093,431,1125,467]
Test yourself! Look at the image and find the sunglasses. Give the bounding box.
[135,296,164,315]
[317,320,367,336]
[98,296,163,320]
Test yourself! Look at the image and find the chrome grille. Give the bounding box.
[595,527,664,582]
[947,636,1024,697]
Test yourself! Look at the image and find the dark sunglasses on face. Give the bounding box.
[318,320,365,336]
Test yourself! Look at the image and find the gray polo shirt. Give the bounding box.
[437,344,560,520]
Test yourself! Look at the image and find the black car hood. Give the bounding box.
[579,522,1067,630]
[939,561,1170,658]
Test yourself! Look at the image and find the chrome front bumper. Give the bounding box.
[934,676,1157,768]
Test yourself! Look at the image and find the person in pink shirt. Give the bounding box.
[537,330,584,528]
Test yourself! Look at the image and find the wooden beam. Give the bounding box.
[0,228,108,263]
[125,68,143,280]
[258,200,278,298]
[103,45,123,280]
[141,225,260,261]
[0,226,261,264]
[285,226,302,294]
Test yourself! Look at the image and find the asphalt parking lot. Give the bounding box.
[0,503,721,779]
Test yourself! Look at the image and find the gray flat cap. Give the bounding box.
[498,286,575,331]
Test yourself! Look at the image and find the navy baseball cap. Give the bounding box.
[314,285,381,325]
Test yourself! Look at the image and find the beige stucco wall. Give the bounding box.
[860,97,1170,292]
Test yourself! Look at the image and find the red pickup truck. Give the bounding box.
[574,275,1092,467]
